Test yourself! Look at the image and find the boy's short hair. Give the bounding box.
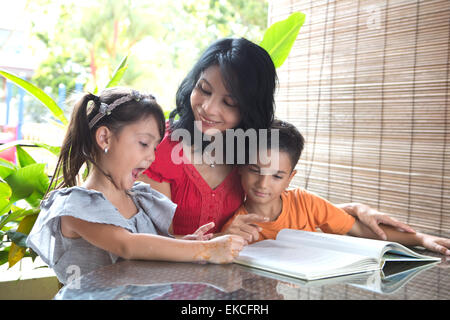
[267,119,305,171]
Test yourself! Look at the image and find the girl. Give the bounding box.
[27,87,244,285]
[140,37,415,240]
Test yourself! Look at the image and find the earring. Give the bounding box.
[104,147,108,154]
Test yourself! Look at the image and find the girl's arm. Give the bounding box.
[61,216,244,263]
[347,220,450,255]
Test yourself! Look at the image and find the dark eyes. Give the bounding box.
[140,142,158,152]
[223,99,236,108]
[196,82,236,108]
[197,83,210,95]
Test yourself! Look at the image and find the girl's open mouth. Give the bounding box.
[132,168,144,180]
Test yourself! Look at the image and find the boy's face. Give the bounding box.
[239,150,296,206]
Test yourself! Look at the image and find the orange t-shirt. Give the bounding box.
[221,188,355,241]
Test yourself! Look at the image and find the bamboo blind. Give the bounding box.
[268,0,450,237]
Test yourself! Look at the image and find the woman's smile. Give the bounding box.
[198,113,222,127]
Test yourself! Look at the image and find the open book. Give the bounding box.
[239,259,437,296]
[234,229,441,281]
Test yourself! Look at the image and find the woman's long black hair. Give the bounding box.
[169,38,278,153]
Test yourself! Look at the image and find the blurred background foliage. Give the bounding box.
[1,3,305,268]
[26,0,268,120]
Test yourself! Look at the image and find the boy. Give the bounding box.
[221,120,450,255]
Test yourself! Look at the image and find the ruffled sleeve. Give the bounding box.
[129,182,177,237]
[26,187,134,267]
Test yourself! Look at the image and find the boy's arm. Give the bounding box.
[347,220,450,255]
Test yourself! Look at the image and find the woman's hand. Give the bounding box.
[418,233,450,256]
[183,222,215,241]
[338,203,415,240]
[199,235,246,264]
[221,214,268,244]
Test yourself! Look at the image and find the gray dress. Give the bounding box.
[26,182,176,285]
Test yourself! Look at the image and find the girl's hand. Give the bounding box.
[183,222,215,241]
[339,203,415,240]
[419,233,450,256]
[200,235,245,264]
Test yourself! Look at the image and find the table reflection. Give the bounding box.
[55,253,449,300]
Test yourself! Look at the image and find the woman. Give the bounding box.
[141,37,414,239]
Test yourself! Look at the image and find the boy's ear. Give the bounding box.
[288,169,297,184]
[95,126,112,151]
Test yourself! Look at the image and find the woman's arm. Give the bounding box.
[347,220,450,255]
[337,202,415,240]
[61,216,244,263]
[139,175,172,200]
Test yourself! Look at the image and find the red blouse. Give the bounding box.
[143,133,244,235]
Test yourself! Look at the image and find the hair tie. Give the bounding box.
[90,94,100,104]
[88,90,146,129]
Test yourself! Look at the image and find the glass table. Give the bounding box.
[54,251,449,300]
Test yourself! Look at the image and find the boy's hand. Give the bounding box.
[182,222,215,241]
[221,214,268,244]
[338,203,415,240]
[419,233,450,256]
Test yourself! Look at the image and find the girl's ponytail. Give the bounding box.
[48,93,98,192]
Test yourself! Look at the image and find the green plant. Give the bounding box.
[0,12,304,268]
[260,12,306,68]
[0,147,49,267]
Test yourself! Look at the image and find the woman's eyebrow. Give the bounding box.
[198,77,210,86]
[198,77,234,99]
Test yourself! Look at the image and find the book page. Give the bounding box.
[276,230,440,262]
[382,246,441,261]
[235,238,380,280]
[275,229,388,259]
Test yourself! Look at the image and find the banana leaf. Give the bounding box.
[260,12,306,68]
[0,70,68,125]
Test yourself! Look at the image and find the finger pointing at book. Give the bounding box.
[220,213,269,244]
